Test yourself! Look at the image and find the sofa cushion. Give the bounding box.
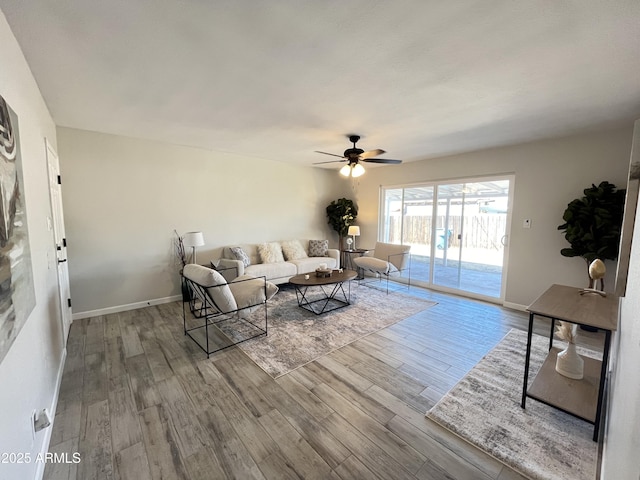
[183,264,237,313]
[229,246,251,267]
[308,239,329,257]
[281,240,308,261]
[290,256,338,274]
[258,242,285,263]
[229,275,279,309]
[245,261,297,280]
[373,242,411,270]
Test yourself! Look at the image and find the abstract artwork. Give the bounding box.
[0,94,36,365]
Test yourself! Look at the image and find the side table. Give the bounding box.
[341,249,369,279]
[522,284,619,441]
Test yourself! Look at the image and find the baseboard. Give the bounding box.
[36,347,67,480]
[72,295,182,320]
[502,301,528,311]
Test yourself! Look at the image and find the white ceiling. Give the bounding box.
[2,1,640,169]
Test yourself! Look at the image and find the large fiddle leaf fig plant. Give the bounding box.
[557,181,626,281]
[326,198,358,251]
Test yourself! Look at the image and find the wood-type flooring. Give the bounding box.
[43,284,603,480]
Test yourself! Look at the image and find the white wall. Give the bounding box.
[350,128,633,307]
[0,11,65,480]
[56,127,345,315]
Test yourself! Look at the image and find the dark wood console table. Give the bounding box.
[521,284,619,441]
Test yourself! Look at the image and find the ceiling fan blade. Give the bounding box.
[314,151,345,159]
[313,159,347,165]
[362,158,402,164]
[360,149,386,159]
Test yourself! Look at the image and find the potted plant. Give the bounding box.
[557,181,626,289]
[326,198,358,252]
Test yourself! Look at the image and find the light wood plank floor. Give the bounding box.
[44,284,603,480]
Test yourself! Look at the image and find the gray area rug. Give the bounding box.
[426,329,599,480]
[237,284,437,378]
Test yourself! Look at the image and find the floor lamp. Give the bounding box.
[183,231,205,264]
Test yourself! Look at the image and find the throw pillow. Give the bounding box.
[308,239,329,257]
[229,246,251,267]
[281,240,308,261]
[258,242,285,264]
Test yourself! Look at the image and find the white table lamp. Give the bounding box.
[347,226,360,250]
[183,231,205,264]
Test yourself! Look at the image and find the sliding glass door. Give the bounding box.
[380,176,512,300]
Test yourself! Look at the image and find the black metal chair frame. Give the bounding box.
[358,251,412,294]
[182,274,268,358]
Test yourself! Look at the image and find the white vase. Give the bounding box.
[555,342,584,380]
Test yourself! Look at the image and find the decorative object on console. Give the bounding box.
[257,242,285,263]
[308,239,329,257]
[174,229,187,268]
[183,231,205,264]
[580,258,607,297]
[281,240,308,261]
[326,197,358,252]
[347,225,360,249]
[554,322,584,379]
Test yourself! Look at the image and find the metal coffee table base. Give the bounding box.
[294,281,352,315]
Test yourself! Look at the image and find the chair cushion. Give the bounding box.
[353,256,399,276]
[308,239,329,257]
[281,240,308,261]
[229,275,279,309]
[183,264,237,313]
[373,242,411,270]
[258,242,285,263]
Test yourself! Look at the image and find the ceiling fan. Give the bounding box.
[314,135,402,177]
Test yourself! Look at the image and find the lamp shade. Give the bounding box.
[339,164,351,177]
[351,163,365,177]
[348,226,360,236]
[183,231,205,247]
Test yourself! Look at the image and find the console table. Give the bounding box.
[521,284,619,441]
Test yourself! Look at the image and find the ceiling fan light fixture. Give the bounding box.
[339,164,352,177]
[352,163,365,177]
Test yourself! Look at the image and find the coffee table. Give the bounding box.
[289,269,357,315]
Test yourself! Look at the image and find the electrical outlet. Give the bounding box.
[523,219,531,229]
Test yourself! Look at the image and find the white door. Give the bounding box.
[45,139,72,345]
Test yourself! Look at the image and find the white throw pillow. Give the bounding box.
[258,242,285,263]
[281,240,308,261]
[183,264,237,313]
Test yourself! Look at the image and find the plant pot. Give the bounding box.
[555,342,584,380]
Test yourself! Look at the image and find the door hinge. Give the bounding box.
[63,238,67,247]
[67,298,72,308]
[57,175,62,185]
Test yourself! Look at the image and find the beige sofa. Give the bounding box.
[217,239,340,285]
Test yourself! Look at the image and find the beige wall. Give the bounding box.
[56,127,345,315]
[0,11,65,480]
[350,127,633,307]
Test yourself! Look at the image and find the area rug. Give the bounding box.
[426,329,599,480]
[236,285,436,378]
